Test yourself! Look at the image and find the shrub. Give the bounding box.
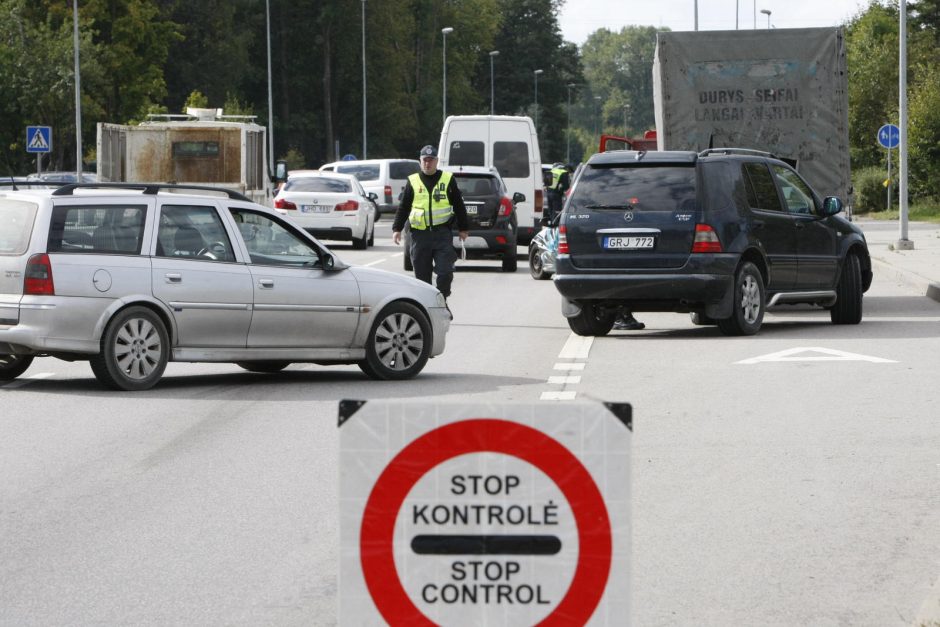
[853,165,897,212]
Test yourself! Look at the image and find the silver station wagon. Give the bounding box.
[0,183,451,390]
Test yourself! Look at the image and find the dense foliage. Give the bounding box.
[1,0,938,204]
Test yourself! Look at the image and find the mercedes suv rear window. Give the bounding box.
[572,165,696,212]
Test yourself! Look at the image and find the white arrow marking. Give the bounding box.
[736,347,897,365]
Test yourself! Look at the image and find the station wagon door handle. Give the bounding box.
[165,273,182,283]
[258,278,275,288]
[752,220,765,230]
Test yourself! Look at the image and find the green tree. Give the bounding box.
[907,62,940,199]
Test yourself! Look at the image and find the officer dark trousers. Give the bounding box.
[409,226,458,298]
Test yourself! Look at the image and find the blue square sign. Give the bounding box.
[26,126,52,153]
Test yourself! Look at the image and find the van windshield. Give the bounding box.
[493,141,530,178]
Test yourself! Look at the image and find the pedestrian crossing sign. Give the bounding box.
[26,126,52,153]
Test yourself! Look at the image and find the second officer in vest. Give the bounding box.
[392,144,469,302]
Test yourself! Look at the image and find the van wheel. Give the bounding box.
[830,254,863,324]
[236,361,290,373]
[0,354,34,380]
[717,261,765,336]
[358,302,431,380]
[90,306,169,390]
[567,302,615,337]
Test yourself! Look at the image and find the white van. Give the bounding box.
[437,115,544,244]
[319,158,420,217]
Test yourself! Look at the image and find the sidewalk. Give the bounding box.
[855,218,940,303]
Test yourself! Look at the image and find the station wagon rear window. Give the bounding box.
[47,205,146,254]
[0,199,38,254]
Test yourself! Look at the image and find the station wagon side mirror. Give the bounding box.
[512,192,526,205]
[273,160,288,183]
[822,196,843,217]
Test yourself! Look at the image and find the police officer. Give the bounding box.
[545,162,570,222]
[392,145,469,302]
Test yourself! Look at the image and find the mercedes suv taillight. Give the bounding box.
[557,225,569,254]
[24,253,55,295]
[691,223,722,253]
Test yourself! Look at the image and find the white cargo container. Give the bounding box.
[437,115,544,244]
[97,108,273,205]
[653,28,851,202]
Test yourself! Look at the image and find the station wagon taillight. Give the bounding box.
[24,253,55,295]
[335,200,359,212]
[691,223,723,253]
[274,198,297,210]
[557,225,569,254]
[498,197,513,217]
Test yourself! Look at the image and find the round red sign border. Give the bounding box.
[359,418,613,626]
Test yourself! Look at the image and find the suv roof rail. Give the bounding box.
[699,147,779,159]
[51,183,252,202]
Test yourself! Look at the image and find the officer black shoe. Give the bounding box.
[612,313,645,331]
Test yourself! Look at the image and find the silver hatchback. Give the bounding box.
[0,183,450,390]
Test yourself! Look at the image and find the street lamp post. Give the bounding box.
[442,27,454,124]
[566,83,576,163]
[753,0,757,28]
[361,0,367,158]
[622,104,630,138]
[694,0,698,31]
[489,50,499,115]
[533,69,544,130]
[266,0,275,174]
[593,96,602,137]
[761,8,771,28]
[72,0,82,177]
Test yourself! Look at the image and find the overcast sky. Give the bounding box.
[559,0,874,45]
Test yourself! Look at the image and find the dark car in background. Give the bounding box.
[404,166,522,273]
[553,148,872,336]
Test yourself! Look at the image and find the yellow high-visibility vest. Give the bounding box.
[408,171,454,230]
[550,167,567,191]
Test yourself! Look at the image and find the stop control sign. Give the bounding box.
[338,401,631,626]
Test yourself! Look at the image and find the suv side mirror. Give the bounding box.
[273,160,288,183]
[512,192,526,205]
[822,196,843,216]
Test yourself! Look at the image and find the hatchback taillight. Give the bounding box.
[274,198,297,210]
[335,200,359,212]
[691,223,723,253]
[498,197,513,217]
[557,225,569,254]
[24,253,55,295]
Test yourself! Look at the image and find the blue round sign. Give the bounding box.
[341,153,358,161]
[877,124,900,149]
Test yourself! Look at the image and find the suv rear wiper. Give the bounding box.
[584,204,634,210]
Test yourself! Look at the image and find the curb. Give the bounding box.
[913,573,940,626]
[870,257,940,304]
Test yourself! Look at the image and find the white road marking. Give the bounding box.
[548,375,581,385]
[558,333,594,359]
[540,390,578,401]
[2,372,54,389]
[553,363,585,371]
[736,347,898,365]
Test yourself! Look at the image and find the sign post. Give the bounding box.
[339,400,631,626]
[26,126,52,176]
[877,123,900,212]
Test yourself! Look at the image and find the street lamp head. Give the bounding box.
[534,69,544,76]
[442,27,454,35]
[760,8,771,15]
[490,50,500,57]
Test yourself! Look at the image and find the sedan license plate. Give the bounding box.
[603,235,655,250]
[301,205,330,213]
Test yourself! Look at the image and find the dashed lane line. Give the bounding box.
[541,333,594,401]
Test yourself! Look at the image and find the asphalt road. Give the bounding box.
[2,219,938,626]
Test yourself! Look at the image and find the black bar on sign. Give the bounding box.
[410,534,562,556]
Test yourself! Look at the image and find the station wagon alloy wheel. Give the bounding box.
[90,307,169,391]
[359,302,431,380]
[0,354,34,380]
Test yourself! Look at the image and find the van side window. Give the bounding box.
[389,161,420,179]
[493,141,530,178]
[47,205,146,254]
[449,141,485,167]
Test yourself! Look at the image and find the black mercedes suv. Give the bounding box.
[552,148,873,336]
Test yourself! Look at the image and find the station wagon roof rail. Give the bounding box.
[51,183,252,201]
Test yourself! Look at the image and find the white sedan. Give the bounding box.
[274,170,375,249]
